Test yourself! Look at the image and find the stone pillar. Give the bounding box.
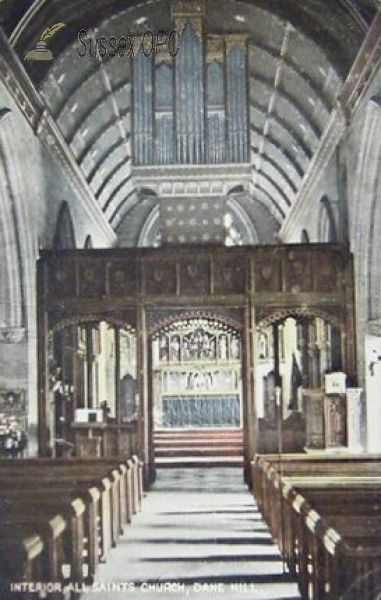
[37,263,50,457]
[365,332,381,453]
[346,388,364,452]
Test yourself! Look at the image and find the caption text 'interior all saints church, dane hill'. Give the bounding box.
[1,0,381,598]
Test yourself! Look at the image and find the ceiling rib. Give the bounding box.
[248,41,334,113]
[109,189,137,226]
[103,175,133,212]
[254,171,291,211]
[249,72,322,139]
[337,0,370,30]
[95,158,129,198]
[76,109,130,165]
[252,184,286,221]
[6,0,372,238]
[86,140,129,184]
[250,103,313,163]
[281,5,381,240]
[251,152,298,193]
[250,126,304,177]
[66,83,131,146]
[252,22,292,187]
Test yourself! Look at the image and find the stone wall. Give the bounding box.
[0,78,115,454]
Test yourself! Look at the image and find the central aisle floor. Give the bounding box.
[91,468,301,600]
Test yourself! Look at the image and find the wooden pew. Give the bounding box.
[252,454,381,533]
[0,456,144,591]
[0,513,66,600]
[0,534,44,600]
[251,454,381,600]
[0,457,140,556]
[0,493,89,587]
[0,455,144,530]
[285,491,381,599]
[0,475,114,565]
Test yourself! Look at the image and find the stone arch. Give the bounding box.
[53,201,76,250]
[0,142,24,329]
[318,196,338,243]
[84,234,93,249]
[138,205,161,247]
[137,197,259,248]
[225,196,259,245]
[351,97,381,382]
[366,100,381,321]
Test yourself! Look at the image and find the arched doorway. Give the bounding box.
[255,312,346,454]
[150,317,244,466]
[48,318,137,457]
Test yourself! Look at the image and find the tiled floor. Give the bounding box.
[90,468,301,600]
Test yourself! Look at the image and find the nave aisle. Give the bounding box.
[91,468,301,600]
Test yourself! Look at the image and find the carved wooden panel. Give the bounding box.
[313,252,341,293]
[254,257,281,293]
[107,261,136,297]
[48,256,77,297]
[284,251,312,293]
[146,307,243,336]
[179,259,210,295]
[213,259,246,294]
[324,394,347,448]
[144,260,177,295]
[78,260,106,298]
[117,310,137,331]
[303,389,325,449]
[42,245,352,302]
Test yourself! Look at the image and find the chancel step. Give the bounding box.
[154,428,244,467]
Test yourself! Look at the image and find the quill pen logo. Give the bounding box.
[24,23,66,61]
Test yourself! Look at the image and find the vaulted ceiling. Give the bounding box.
[1,0,379,245]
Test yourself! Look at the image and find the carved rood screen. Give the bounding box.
[39,245,354,351]
[37,244,355,453]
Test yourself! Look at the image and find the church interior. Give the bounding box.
[1,0,381,598]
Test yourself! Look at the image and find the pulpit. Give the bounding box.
[303,390,325,449]
[346,388,364,451]
[303,389,347,450]
[324,394,347,448]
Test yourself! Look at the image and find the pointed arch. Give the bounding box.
[318,196,338,243]
[84,234,93,249]
[0,143,25,329]
[53,201,76,250]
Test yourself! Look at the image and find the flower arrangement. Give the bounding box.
[0,413,27,452]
